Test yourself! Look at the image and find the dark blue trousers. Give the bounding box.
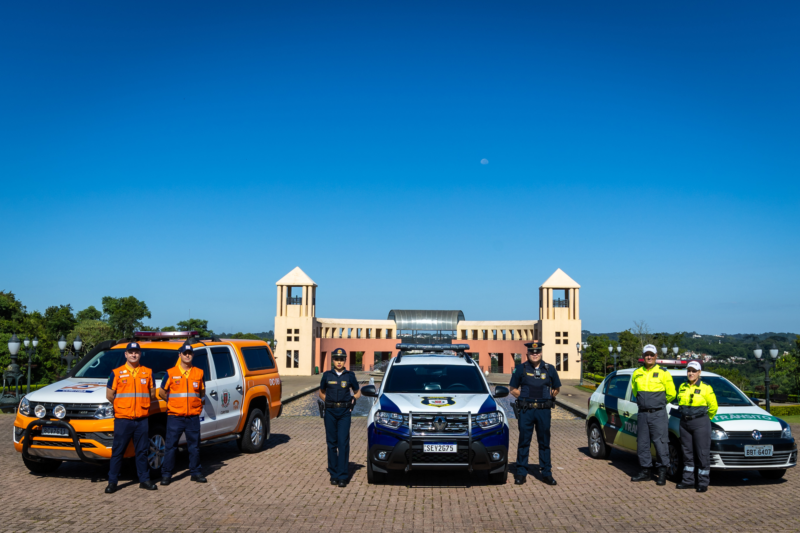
[324,407,351,481]
[516,407,552,478]
[162,415,202,479]
[108,417,150,484]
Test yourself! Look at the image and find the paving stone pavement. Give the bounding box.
[1,413,798,533]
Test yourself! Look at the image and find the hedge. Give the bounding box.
[584,373,606,383]
[763,405,800,417]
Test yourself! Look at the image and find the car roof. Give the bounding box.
[392,354,475,366]
[111,339,270,350]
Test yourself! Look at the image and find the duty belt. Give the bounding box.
[517,399,555,410]
[639,408,663,413]
[682,414,707,421]
[326,401,350,408]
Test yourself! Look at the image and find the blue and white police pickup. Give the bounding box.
[360,344,510,484]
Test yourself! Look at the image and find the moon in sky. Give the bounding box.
[480,158,488,165]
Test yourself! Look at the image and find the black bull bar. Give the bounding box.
[22,419,106,465]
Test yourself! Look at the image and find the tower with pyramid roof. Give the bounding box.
[275,267,317,375]
[537,268,582,376]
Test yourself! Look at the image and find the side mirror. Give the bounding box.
[361,384,378,398]
[493,385,509,398]
[750,397,762,405]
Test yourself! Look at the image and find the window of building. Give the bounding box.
[294,336,299,342]
[555,339,560,344]
[286,350,291,368]
[387,329,393,339]
[286,336,292,342]
[294,329,299,334]
[563,353,568,372]
[293,350,299,368]
[556,353,561,371]
[287,329,292,334]
[562,331,568,338]
[461,330,467,340]
[555,332,560,337]
[376,329,382,339]
[472,330,478,341]
[347,328,352,339]
[510,330,515,341]
[502,330,507,341]
[492,330,498,340]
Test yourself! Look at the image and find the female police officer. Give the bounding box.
[675,361,718,492]
[319,348,360,487]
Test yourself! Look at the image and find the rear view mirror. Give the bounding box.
[361,384,378,397]
[493,385,509,398]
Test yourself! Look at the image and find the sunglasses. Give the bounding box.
[332,357,346,361]
[687,368,700,373]
[644,353,656,357]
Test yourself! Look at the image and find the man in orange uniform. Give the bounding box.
[158,343,206,484]
[105,342,158,494]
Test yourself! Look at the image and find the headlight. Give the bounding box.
[18,397,30,416]
[94,403,114,419]
[375,411,407,429]
[711,428,728,441]
[781,425,792,440]
[34,405,46,419]
[474,411,504,429]
[53,405,66,419]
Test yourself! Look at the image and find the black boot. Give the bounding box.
[139,480,158,490]
[104,483,117,494]
[676,482,694,489]
[656,467,667,486]
[631,468,651,482]
[514,476,526,485]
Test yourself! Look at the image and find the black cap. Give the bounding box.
[332,348,347,359]
[179,343,194,354]
[524,341,544,351]
[125,342,142,351]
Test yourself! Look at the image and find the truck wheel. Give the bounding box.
[759,469,786,480]
[367,460,386,484]
[587,422,612,459]
[148,423,167,477]
[667,438,683,482]
[488,461,508,485]
[22,456,62,474]
[239,408,268,453]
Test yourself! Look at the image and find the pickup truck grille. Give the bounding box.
[711,451,793,467]
[31,440,97,448]
[32,403,103,419]
[411,450,469,464]
[726,431,782,440]
[411,413,469,435]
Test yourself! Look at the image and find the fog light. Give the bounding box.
[377,451,388,460]
[491,452,501,461]
[53,405,66,419]
[34,405,46,419]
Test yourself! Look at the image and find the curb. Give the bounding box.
[281,386,319,404]
[555,398,588,419]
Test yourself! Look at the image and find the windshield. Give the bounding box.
[75,349,181,381]
[384,364,487,394]
[671,376,752,406]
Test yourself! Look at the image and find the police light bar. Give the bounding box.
[133,331,199,340]
[396,343,470,352]
[637,358,696,367]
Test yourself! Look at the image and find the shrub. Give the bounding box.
[763,405,800,417]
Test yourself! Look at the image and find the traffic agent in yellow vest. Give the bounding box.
[676,379,718,419]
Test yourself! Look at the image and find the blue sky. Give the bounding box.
[2,1,798,335]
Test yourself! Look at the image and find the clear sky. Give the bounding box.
[2,1,798,335]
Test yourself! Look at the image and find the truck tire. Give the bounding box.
[148,423,167,477]
[587,422,612,459]
[23,456,62,474]
[667,437,683,482]
[759,469,786,480]
[488,461,508,485]
[367,460,386,484]
[239,408,268,453]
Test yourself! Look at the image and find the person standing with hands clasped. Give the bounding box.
[675,361,718,492]
[319,348,360,487]
[508,341,561,486]
[630,344,677,486]
[158,343,206,485]
[105,342,158,494]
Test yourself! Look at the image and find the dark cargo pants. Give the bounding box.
[324,407,351,481]
[637,409,670,469]
[680,416,711,488]
[516,407,552,478]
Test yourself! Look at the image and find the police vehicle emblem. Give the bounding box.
[341,381,348,388]
[421,397,456,408]
[433,416,447,432]
[140,378,147,384]
[221,390,230,408]
[752,430,762,441]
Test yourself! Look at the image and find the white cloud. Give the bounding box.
[480,158,488,165]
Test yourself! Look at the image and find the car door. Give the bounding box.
[190,348,217,440]
[602,373,631,449]
[208,346,244,436]
[616,376,638,452]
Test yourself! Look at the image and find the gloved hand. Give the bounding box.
[349,396,357,412]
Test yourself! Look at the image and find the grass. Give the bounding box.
[574,385,597,394]
[778,414,800,424]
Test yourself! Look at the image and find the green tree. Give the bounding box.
[617,330,640,369]
[176,319,213,337]
[102,296,151,338]
[582,335,614,375]
[69,319,117,354]
[43,304,77,338]
[76,305,102,322]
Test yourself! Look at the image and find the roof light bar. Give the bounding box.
[637,358,699,367]
[133,331,199,340]
[395,343,470,352]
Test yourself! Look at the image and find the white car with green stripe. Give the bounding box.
[586,367,797,480]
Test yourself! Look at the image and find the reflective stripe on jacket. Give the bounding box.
[631,364,677,409]
[162,364,205,416]
[110,364,153,419]
[677,380,718,419]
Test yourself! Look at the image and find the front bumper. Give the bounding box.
[14,419,113,464]
[709,439,797,470]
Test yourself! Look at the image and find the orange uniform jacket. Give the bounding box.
[108,364,153,419]
[161,365,205,416]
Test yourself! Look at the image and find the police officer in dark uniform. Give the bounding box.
[508,341,561,486]
[319,348,360,487]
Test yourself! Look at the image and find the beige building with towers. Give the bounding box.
[273,266,583,378]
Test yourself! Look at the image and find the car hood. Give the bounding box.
[24,378,109,404]
[381,392,499,415]
[711,405,784,431]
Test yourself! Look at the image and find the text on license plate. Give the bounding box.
[744,445,773,457]
[41,427,69,437]
[424,443,456,453]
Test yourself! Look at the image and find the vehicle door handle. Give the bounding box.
[236,385,243,393]
[600,403,605,409]
[622,412,630,417]
[210,390,218,397]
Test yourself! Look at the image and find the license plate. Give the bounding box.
[745,445,773,457]
[41,427,69,437]
[424,443,456,453]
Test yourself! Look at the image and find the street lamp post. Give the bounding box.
[577,341,589,386]
[58,335,69,373]
[24,336,38,395]
[615,345,621,370]
[3,334,23,401]
[607,344,613,375]
[673,343,680,357]
[661,345,668,358]
[754,343,780,414]
[71,335,83,374]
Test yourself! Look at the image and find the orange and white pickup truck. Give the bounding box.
[13,331,282,474]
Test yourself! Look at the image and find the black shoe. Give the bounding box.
[160,478,171,486]
[542,476,557,486]
[337,480,347,488]
[190,475,207,483]
[514,476,526,485]
[696,486,708,493]
[330,479,337,485]
[631,468,651,482]
[676,483,694,489]
[104,483,117,494]
[139,481,158,491]
[656,467,667,486]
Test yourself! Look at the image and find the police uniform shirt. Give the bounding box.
[509,361,561,400]
[319,369,360,403]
